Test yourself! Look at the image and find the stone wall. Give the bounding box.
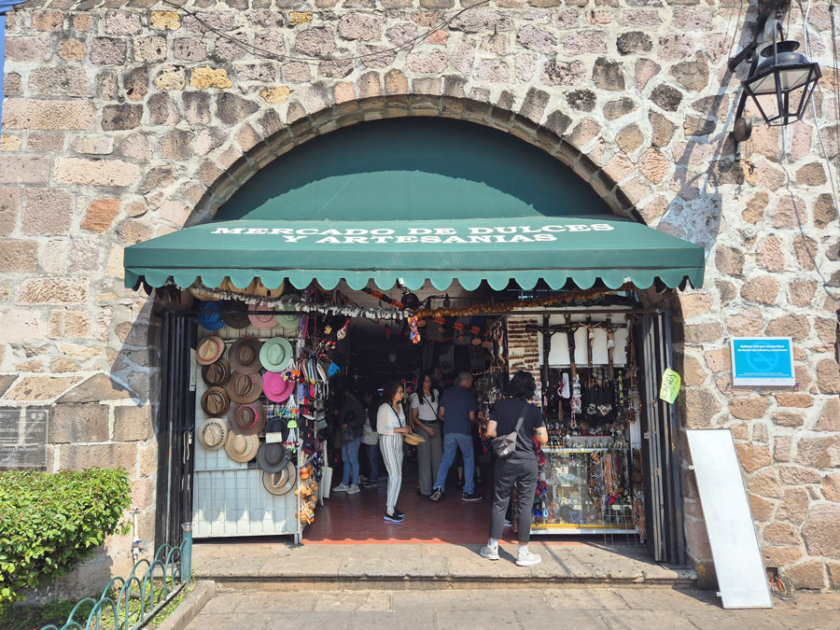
[1,0,839,592]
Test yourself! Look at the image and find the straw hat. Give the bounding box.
[276,294,302,328]
[197,417,227,450]
[224,431,259,463]
[221,300,251,330]
[262,371,295,403]
[196,336,225,365]
[260,336,293,373]
[228,336,263,374]
[226,371,262,404]
[244,278,285,299]
[248,301,277,329]
[404,432,426,446]
[200,386,231,416]
[256,442,291,473]
[262,462,297,496]
[228,401,266,435]
[189,282,222,302]
[201,359,231,387]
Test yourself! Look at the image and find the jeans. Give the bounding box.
[341,436,361,486]
[434,432,475,494]
[365,442,380,483]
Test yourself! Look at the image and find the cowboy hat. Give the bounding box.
[404,431,427,446]
[262,371,295,403]
[196,301,225,330]
[201,358,231,387]
[197,417,227,450]
[201,386,231,416]
[226,371,263,404]
[248,301,278,329]
[228,401,266,435]
[262,462,297,496]
[224,431,259,463]
[228,336,263,374]
[276,294,302,328]
[256,442,291,473]
[221,300,251,330]
[260,336,293,373]
[196,335,225,365]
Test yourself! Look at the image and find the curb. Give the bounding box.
[155,580,216,630]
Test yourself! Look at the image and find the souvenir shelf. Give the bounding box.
[531,442,636,535]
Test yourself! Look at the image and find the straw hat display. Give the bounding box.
[259,336,293,373]
[224,431,259,463]
[196,336,225,365]
[404,432,427,446]
[200,386,231,416]
[201,359,231,387]
[244,278,285,300]
[228,401,266,435]
[197,417,227,451]
[248,301,277,330]
[189,282,222,302]
[226,371,262,404]
[228,336,263,374]
[262,462,297,496]
[256,442,291,473]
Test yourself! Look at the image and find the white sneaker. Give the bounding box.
[516,550,541,567]
[480,545,500,561]
[333,483,350,492]
[347,484,360,495]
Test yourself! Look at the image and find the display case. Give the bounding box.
[532,444,637,535]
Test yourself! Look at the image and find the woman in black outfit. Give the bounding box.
[480,370,548,567]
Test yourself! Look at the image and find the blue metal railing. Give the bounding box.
[40,524,193,630]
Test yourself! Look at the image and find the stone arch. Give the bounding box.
[188,93,640,227]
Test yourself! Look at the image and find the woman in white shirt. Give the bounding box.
[377,380,411,523]
[409,371,442,497]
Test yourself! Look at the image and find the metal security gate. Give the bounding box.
[154,312,197,551]
[636,311,686,565]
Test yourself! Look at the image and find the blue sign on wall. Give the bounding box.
[730,337,795,387]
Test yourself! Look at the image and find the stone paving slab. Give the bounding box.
[193,540,697,587]
[182,587,840,630]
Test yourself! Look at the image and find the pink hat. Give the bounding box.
[248,301,277,329]
[263,371,295,402]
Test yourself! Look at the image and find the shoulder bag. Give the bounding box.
[491,406,525,459]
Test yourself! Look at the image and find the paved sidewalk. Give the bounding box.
[184,586,840,630]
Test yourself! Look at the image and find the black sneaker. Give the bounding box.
[393,508,405,519]
[384,512,404,523]
[429,489,444,502]
[462,492,483,502]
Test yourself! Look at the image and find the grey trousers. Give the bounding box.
[379,434,403,511]
[415,421,442,495]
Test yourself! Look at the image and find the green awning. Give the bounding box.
[123,215,705,292]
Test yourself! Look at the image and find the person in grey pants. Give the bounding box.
[409,371,443,497]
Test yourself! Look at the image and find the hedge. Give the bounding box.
[0,468,131,608]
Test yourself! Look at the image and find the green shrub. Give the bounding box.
[0,468,131,608]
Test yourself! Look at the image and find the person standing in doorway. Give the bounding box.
[409,371,442,498]
[360,390,380,488]
[429,371,482,503]
[480,370,548,567]
[333,386,365,495]
[377,380,411,522]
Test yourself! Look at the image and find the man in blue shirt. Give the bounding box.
[429,372,482,502]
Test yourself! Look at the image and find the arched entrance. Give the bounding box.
[127,116,703,565]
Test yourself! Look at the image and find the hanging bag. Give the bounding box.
[491,407,525,459]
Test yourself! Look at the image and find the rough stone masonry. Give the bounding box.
[0,0,839,595]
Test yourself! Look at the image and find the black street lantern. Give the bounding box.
[741,40,821,127]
